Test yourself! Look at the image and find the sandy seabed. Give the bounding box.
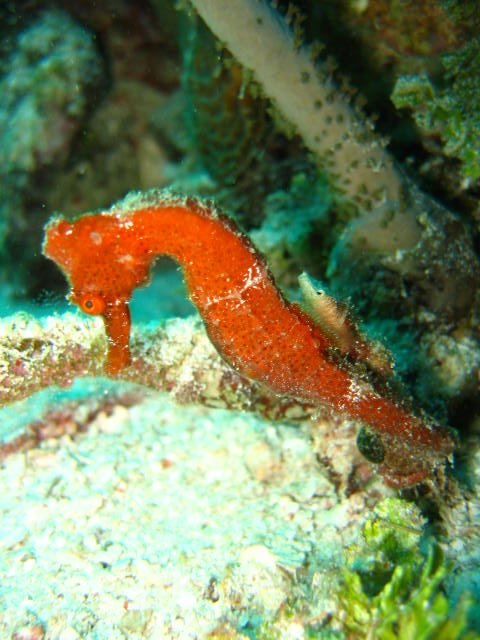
[0,386,370,639]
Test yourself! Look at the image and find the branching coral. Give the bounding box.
[0,313,274,408]
[188,0,405,218]
[0,312,301,419]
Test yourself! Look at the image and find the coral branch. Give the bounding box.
[0,312,308,419]
[189,0,404,215]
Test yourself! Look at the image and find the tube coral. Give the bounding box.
[188,0,409,219]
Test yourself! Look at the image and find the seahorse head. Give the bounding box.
[43,212,152,373]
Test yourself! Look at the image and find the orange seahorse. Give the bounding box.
[43,189,453,487]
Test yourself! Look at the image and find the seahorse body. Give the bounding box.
[43,190,453,486]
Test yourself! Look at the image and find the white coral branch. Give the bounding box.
[189,0,404,215]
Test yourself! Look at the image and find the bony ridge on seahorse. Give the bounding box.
[43,188,453,488]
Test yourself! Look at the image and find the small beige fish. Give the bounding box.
[298,272,393,376]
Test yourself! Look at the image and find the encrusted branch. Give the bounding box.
[0,312,312,419]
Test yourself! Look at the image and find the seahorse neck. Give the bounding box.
[124,205,269,312]
[128,204,234,263]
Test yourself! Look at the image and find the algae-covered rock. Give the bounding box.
[0,9,106,294]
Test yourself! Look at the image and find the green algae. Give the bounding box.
[392,37,480,186]
[223,498,479,639]
[336,498,479,640]
[338,544,476,640]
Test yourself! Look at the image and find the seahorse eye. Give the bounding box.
[79,293,106,315]
[356,425,385,463]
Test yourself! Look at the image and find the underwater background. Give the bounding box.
[0,0,479,638]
